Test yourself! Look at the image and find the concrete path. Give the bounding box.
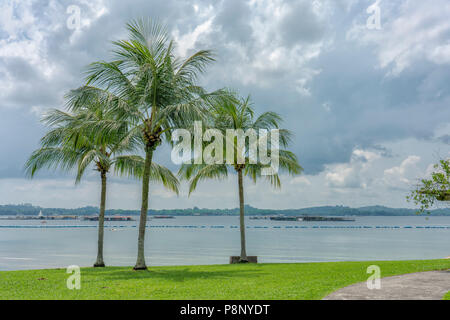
[324,270,450,300]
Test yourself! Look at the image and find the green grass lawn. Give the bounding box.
[444,292,450,300]
[1,259,449,300]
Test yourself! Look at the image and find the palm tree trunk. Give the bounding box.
[134,149,153,270]
[94,171,107,267]
[238,169,248,262]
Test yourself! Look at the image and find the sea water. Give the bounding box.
[0,216,449,270]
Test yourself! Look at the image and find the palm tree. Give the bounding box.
[179,95,303,262]
[25,89,179,267]
[68,19,224,270]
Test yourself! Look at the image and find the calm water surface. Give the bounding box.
[0,216,449,270]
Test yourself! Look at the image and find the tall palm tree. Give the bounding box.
[68,19,224,270]
[180,95,303,262]
[25,89,179,267]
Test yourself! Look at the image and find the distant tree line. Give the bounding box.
[1,204,449,216]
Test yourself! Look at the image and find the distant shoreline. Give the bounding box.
[1,203,449,217]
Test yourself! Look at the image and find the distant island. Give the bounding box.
[0,203,449,217]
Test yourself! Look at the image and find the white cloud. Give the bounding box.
[290,176,311,186]
[326,166,359,188]
[383,155,421,189]
[325,148,380,189]
[347,0,450,75]
[322,101,331,112]
[201,0,328,91]
[428,44,450,65]
[0,1,48,74]
[173,15,214,57]
[0,177,178,209]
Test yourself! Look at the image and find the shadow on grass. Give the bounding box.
[101,268,265,282]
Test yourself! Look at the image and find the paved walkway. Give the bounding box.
[324,270,450,300]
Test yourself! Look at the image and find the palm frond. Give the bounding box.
[179,163,228,195]
[24,147,80,178]
[175,50,215,81]
[76,149,104,183]
[114,155,179,194]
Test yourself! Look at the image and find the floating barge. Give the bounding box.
[12,215,78,220]
[269,215,355,222]
[83,216,134,221]
[270,216,298,221]
[301,216,355,222]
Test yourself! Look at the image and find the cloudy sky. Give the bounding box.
[0,0,449,210]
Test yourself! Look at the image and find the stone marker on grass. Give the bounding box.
[230,256,258,264]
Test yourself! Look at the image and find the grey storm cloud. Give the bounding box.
[213,0,253,44]
[0,57,62,108]
[277,0,326,46]
[0,107,45,178]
